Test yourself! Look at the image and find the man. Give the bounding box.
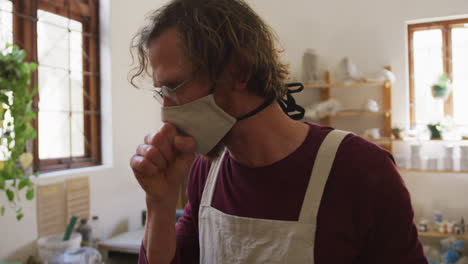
[130,0,428,263]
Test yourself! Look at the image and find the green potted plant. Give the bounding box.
[0,44,38,221]
[431,73,452,100]
[427,123,442,140]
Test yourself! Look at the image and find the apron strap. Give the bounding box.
[200,150,227,207]
[298,129,351,224]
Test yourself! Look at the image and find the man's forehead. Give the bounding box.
[148,28,191,82]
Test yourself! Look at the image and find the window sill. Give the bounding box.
[34,164,114,185]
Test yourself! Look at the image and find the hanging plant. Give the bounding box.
[431,74,452,100]
[0,44,38,221]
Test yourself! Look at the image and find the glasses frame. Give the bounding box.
[150,70,200,105]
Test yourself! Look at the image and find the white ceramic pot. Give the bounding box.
[427,158,438,170]
[460,158,468,172]
[411,144,422,158]
[445,145,454,158]
[443,158,453,171]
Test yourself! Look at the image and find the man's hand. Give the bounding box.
[130,123,196,209]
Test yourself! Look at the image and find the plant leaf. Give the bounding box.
[16,212,24,221]
[0,206,4,216]
[6,189,14,201]
[26,188,34,200]
[18,178,30,190]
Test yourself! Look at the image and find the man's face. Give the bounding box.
[148,27,211,107]
[148,27,229,160]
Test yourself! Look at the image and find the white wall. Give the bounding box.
[0,0,167,261]
[2,0,468,261]
[246,0,468,223]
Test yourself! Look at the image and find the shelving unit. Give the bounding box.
[305,66,393,153]
[394,139,468,173]
[418,231,468,241]
[400,169,468,174]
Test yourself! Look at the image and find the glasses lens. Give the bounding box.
[151,86,180,105]
[161,86,179,104]
[152,88,164,104]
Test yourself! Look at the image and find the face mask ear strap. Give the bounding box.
[277,83,305,120]
[236,98,274,121]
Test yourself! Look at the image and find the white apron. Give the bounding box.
[199,130,350,264]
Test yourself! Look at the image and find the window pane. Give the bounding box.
[71,113,85,157]
[37,10,85,160]
[38,66,70,111]
[71,69,84,112]
[38,112,70,159]
[452,27,468,126]
[0,0,12,49]
[413,29,444,125]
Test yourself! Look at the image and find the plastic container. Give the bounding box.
[51,246,102,264]
[37,232,82,263]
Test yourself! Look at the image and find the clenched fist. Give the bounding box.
[130,123,196,208]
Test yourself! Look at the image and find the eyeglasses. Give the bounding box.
[142,72,198,105]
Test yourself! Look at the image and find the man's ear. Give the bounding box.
[224,50,254,92]
[234,67,252,91]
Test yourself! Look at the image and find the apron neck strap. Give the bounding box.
[298,130,351,224]
[200,150,227,207]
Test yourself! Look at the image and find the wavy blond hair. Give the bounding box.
[130,0,289,100]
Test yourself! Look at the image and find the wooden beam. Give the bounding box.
[444,25,454,117]
[408,18,468,31]
[13,0,40,171]
[38,0,90,17]
[408,28,416,126]
[320,71,331,127]
[383,66,392,153]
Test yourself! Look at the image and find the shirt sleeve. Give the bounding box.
[172,198,200,263]
[138,242,149,264]
[372,153,428,264]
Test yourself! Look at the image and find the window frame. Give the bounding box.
[408,18,468,126]
[10,0,101,172]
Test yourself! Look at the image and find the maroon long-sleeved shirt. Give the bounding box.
[139,123,428,263]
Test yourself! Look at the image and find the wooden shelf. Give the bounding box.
[393,138,468,142]
[314,66,393,153]
[369,138,393,145]
[304,81,389,89]
[304,83,330,89]
[399,169,468,174]
[333,111,391,117]
[332,81,388,88]
[419,231,468,240]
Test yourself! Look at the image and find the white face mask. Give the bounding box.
[161,94,236,155]
[161,94,273,155]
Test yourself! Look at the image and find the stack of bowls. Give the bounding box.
[411,144,423,170]
[461,146,468,171]
[444,145,454,171]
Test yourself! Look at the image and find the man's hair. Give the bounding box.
[130,0,289,100]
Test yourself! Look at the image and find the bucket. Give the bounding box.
[37,232,82,263]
